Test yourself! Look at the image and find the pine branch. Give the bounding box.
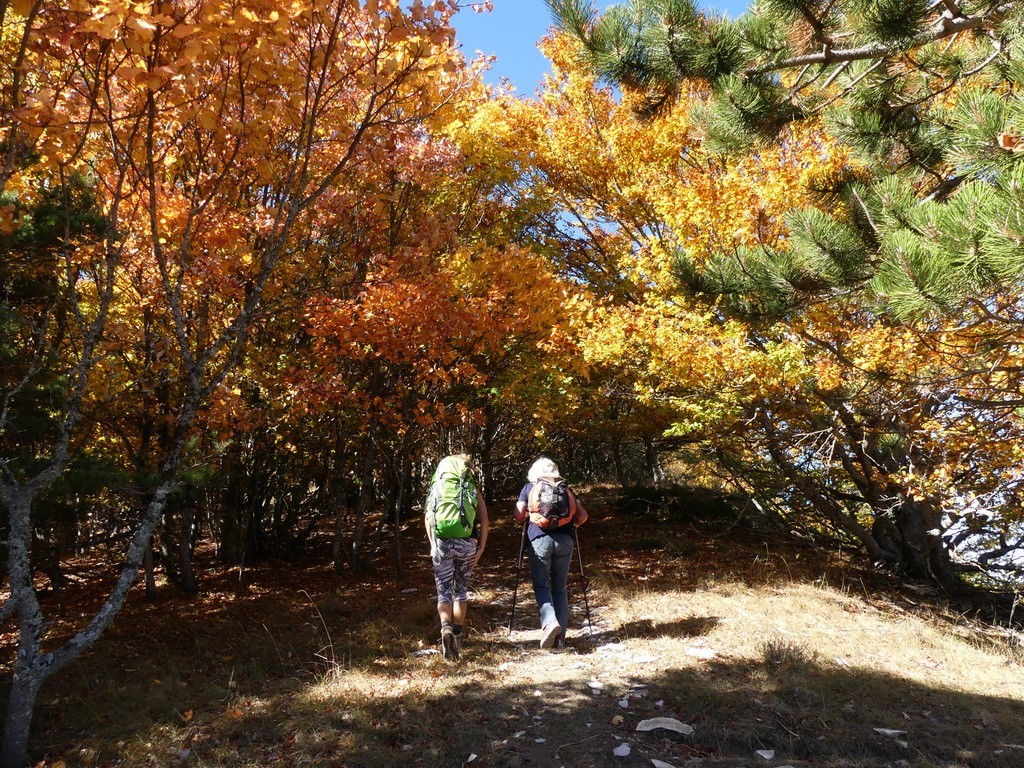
[744,3,1013,77]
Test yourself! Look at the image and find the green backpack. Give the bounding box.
[429,456,478,539]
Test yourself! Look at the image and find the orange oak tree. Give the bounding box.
[0,1,466,763]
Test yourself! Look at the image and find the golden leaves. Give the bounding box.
[3,0,491,444]
[9,0,36,17]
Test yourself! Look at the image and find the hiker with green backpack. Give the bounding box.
[424,454,489,660]
[514,457,588,650]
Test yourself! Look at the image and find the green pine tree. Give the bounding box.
[547,0,1024,319]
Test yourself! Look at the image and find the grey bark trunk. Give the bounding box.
[644,439,665,487]
[1,667,41,768]
[0,453,181,768]
[1,490,42,768]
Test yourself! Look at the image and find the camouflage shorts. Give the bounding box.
[432,537,478,604]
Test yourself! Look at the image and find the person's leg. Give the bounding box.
[432,540,459,659]
[549,533,574,632]
[527,536,559,645]
[448,538,477,657]
[452,600,467,653]
[440,620,458,659]
[433,541,455,620]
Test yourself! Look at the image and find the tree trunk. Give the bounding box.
[143,538,156,600]
[394,480,405,580]
[33,530,66,616]
[349,427,377,570]
[481,411,495,503]
[1,475,180,768]
[394,447,410,579]
[332,506,346,575]
[612,443,626,489]
[218,441,244,565]
[159,507,178,582]
[1,667,41,768]
[1,490,43,768]
[644,439,665,487]
[178,499,198,596]
[0,536,8,589]
[891,495,972,596]
[331,426,351,576]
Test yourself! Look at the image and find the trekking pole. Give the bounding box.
[572,526,594,634]
[508,519,528,634]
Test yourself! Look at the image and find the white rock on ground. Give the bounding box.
[874,728,908,737]
[636,717,694,736]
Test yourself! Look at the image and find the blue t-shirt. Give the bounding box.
[518,482,576,541]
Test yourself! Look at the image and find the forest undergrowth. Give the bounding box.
[2,489,1023,768]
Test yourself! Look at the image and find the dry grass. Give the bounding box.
[4,496,1023,767]
[585,580,1023,765]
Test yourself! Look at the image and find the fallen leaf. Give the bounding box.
[613,743,631,757]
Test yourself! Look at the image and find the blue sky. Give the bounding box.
[452,0,752,92]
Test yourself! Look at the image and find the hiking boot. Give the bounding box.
[540,622,561,650]
[441,625,459,660]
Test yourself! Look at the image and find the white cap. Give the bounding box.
[527,457,559,483]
